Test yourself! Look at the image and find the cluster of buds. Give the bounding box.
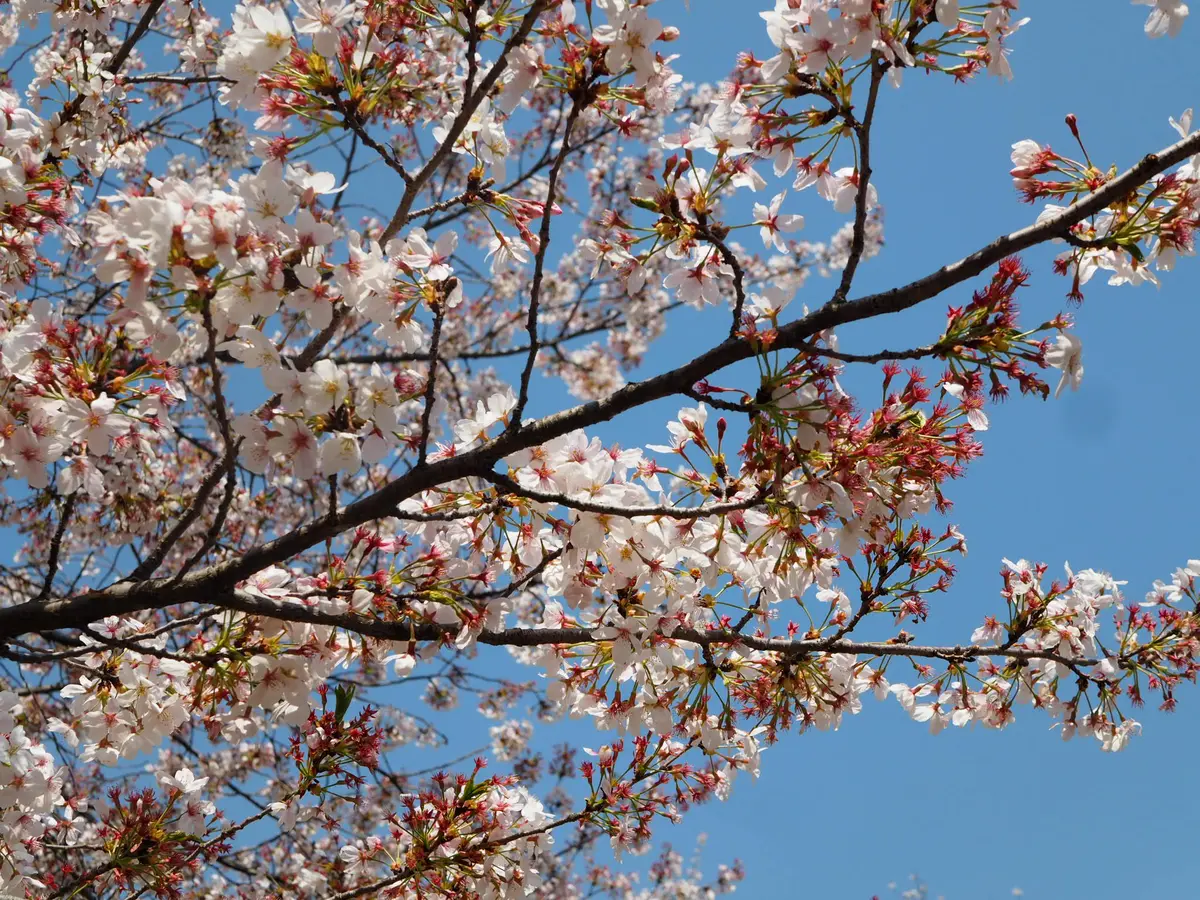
[1016,115,1200,299]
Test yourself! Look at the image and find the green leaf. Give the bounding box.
[334,684,355,722]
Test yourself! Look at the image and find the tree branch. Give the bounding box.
[479,470,763,519]
[2,128,1197,643]
[829,57,884,306]
[512,96,586,428]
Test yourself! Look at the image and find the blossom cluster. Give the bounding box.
[0,0,1194,897]
[0,693,66,897]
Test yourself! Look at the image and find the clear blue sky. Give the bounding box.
[326,3,1200,896]
[9,3,1199,897]
[605,2,1200,897]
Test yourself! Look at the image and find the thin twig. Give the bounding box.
[829,58,884,307]
[129,297,236,581]
[416,300,448,466]
[511,97,586,428]
[37,493,77,602]
[480,470,763,520]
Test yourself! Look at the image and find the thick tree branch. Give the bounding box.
[2,129,1197,642]
[124,72,231,85]
[46,588,1107,673]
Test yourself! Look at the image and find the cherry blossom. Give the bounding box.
[594,0,666,87]
[0,1,1193,896]
[1045,332,1084,397]
[294,0,359,56]
[753,191,805,251]
[1135,0,1190,37]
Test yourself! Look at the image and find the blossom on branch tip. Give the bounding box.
[1045,332,1084,398]
[1134,0,1189,38]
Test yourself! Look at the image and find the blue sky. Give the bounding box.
[248,3,1200,896]
[377,2,1200,896]
[614,2,1200,897]
[6,2,1199,896]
